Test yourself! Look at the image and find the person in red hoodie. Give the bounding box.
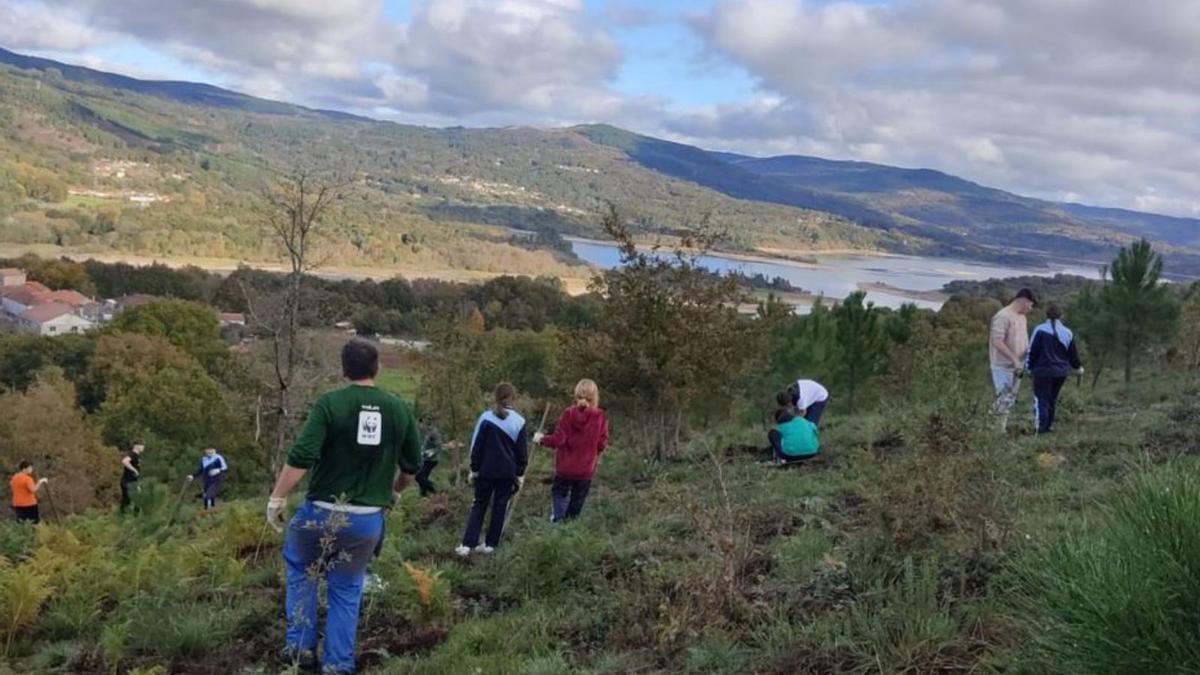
[534,379,608,523]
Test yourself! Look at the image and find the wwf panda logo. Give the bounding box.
[357,411,383,446]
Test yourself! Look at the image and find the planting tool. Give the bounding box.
[42,482,60,522]
[164,476,193,529]
[502,403,552,534]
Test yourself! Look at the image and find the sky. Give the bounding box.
[2,0,1200,218]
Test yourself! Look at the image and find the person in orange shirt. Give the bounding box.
[10,461,48,524]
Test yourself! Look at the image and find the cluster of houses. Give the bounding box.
[0,268,244,335]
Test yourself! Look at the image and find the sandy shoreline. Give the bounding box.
[856,281,949,303]
[0,243,595,295]
[563,235,891,270]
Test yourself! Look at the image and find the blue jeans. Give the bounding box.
[462,477,516,548]
[283,501,383,674]
[992,368,1020,430]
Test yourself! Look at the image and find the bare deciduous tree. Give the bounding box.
[254,170,350,473]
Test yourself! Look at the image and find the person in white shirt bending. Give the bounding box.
[776,378,830,426]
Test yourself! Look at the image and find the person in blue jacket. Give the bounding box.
[186,446,229,511]
[456,383,528,557]
[1026,305,1083,434]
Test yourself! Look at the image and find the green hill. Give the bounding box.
[1,47,1198,277]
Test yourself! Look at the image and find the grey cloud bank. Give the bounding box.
[1,0,1198,217]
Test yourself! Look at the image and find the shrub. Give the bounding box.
[1011,468,1200,673]
[493,524,605,599]
[774,529,834,582]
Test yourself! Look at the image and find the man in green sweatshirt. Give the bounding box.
[267,339,421,674]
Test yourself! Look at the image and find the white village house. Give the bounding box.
[0,268,99,334]
[17,302,94,335]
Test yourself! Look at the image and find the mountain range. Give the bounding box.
[1,46,1197,278]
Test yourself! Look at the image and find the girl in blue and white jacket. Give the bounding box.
[1026,305,1083,434]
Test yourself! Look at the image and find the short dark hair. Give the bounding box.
[342,339,380,380]
[774,407,796,425]
[775,385,797,408]
[1013,288,1037,306]
[18,460,32,471]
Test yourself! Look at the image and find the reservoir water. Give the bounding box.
[568,239,1101,310]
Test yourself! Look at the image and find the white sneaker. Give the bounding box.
[474,544,495,554]
[454,545,471,557]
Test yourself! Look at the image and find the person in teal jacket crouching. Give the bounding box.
[767,407,820,464]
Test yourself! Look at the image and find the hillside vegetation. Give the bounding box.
[2,229,1199,673]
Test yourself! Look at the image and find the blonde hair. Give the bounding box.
[574,379,599,407]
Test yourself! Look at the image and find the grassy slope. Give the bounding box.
[2,365,1193,674]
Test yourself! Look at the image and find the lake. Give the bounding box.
[568,239,1101,311]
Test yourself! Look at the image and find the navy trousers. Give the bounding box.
[551,477,592,523]
[804,399,828,426]
[462,477,516,548]
[1033,376,1067,433]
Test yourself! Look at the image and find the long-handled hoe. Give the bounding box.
[42,483,60,523]
[164,475,193,530]
[502,403,552,534]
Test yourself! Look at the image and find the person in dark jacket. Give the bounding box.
[535,379,608,523]
[456,383,528,556]
[186,446,228,511]
[414,417,443,497]
[1025,305,1083,434]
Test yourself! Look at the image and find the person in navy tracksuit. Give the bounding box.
[187,446,229,510]
[456,383,528,556]
[1026,305,1083,434]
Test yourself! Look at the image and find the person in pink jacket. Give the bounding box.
[534,379,609,523]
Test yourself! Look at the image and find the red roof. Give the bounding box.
[43,290,93,308]
[0,284,51,306]
[20,302,75,324]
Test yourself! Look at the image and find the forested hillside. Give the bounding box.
[0,48,890,277]
[3,47,1198,279]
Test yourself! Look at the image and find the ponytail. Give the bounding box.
[1045,305,1063,339]
[492,382,516,420]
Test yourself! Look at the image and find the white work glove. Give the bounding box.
[516,475,526,491]
[1074,367,1085,376]
[266,497,287,533]
[468,471,478,485]
[37,478,48,486]
[185,475,194,482]
[533,431,545,444]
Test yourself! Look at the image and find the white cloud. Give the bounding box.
[396,0,621,116]
[0,0,107,51]
[686,0,1200,216]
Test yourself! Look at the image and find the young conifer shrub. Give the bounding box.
[1012,468,1200,673]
